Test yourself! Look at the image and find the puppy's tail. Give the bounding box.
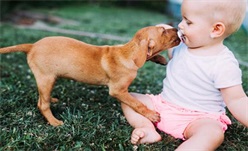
[0,44,33,54]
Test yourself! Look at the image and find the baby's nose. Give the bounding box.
[178,21,183,30]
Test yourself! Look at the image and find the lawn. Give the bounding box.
[0,4,248,150]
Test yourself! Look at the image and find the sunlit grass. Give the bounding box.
[0,4,247,150]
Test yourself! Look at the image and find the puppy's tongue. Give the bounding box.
[177,30,186,43]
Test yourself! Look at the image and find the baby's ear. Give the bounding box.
[210,22,225,38]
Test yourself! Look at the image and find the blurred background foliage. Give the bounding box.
[0,0,167,20]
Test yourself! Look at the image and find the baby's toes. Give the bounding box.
[131,129,145,144]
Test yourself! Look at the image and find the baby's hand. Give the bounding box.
[156,24,174,29]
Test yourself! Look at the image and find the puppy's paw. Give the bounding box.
[49,119,64,127]
[146,111,161,123]
[51,98,59,103]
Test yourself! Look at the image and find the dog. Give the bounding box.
[0,26,180,126]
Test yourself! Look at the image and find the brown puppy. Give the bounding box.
[0,26,180,126]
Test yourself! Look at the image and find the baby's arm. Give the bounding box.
[221,85,248,127]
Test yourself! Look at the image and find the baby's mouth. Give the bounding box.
[177,29,186,43]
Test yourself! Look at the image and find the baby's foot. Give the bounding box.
[131,127,161,144]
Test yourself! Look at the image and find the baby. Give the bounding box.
[121,0,248,150]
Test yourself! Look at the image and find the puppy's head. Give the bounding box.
[135,26,180,60]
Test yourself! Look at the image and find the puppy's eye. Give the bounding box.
[161,28,167,34]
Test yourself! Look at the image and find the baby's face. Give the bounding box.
[178,0,215,49]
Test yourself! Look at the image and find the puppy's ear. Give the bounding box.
[147,39,155,57]
[148,54,167,65]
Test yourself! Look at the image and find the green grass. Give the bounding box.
[0,4,248,150]
[46,4,171,37]
[225,29,248,63]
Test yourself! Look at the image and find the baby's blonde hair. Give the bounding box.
[210,0,247,37]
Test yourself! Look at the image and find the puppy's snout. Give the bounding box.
[172,28,178,32]
[165,28,178,36]
[166,28,179,38]
[167,28,180,46]
[169,28,178,34]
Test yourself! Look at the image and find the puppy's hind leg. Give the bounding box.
[34,73,63,126]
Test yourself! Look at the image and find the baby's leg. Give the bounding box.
[176,118,224,151]
[121,93,161,144]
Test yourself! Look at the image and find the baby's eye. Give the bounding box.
[186,20,192,25]
[182,16,192,26]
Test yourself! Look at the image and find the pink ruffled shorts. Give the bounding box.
[148,94,232,140]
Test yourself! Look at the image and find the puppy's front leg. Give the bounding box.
[109,88,160,122]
